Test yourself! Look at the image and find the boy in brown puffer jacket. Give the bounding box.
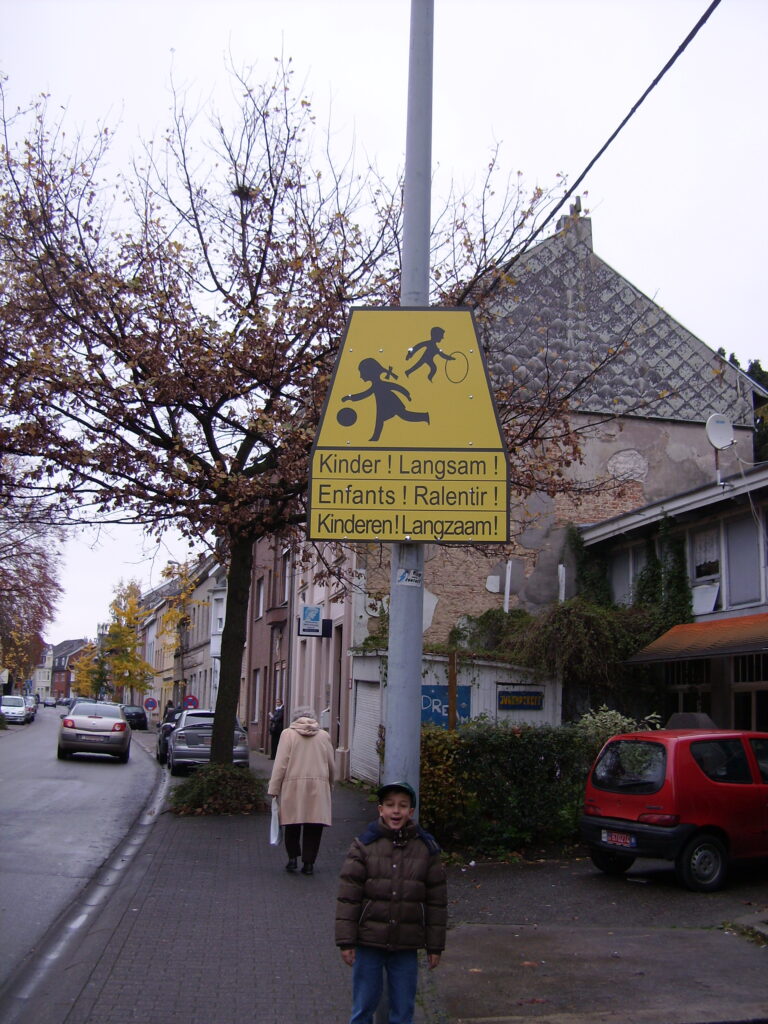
[335,781,447,1024]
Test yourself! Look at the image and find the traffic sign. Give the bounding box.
[183,695,199,709]
[144,697,158,710]
[308,307,508,543]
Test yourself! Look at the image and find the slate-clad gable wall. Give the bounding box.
[483,215,756,428]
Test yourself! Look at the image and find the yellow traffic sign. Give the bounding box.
[309,307,508,543]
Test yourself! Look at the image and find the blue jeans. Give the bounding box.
[349,946,418,1024]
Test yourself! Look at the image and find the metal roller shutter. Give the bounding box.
[350,680,381,784]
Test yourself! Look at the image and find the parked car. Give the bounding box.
[121,704,148,730]
[156,710,182,765]
[1,694,28,724]
[580,728,768,892]
[43,697,57,708]
[57,701,131,762]
[23,695,37,721]
[167,709,249,776]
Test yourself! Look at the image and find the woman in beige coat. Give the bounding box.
[268,706,335,875]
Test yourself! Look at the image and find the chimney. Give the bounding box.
[555,196,592,250]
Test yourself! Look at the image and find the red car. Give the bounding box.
[580,729,768,891]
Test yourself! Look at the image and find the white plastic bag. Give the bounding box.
[270,797,282,846]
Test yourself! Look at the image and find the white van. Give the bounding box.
[1,694,28,724]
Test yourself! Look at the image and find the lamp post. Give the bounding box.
[382,0,434,808]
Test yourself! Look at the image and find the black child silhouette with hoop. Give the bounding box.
[342,357,429,442]
[405,325,455,382]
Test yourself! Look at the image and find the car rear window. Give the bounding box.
[181,715,214,727]
[690,738,752,783]
[2,696,25,706]
[123,706,142,713]
[591,740,665,793]
[72,703,122,718]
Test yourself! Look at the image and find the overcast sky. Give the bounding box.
[3,0,766,644]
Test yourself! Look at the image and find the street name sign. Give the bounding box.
[308,307,509,543]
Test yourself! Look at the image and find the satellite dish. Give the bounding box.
[705,413,734,450]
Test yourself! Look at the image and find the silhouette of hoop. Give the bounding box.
[445,350,468,384]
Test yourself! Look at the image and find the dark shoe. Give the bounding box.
[285,858,298,872]
[301,863,314,875]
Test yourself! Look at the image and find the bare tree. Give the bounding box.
[0,62,614,755]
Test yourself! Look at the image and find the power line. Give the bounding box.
[471,0,724,305]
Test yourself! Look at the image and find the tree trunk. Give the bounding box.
[210,534,254,764]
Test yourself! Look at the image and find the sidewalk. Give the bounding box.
[2,732,767,1024]
[0,738,440,1024]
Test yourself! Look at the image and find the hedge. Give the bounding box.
[418,709,642,857]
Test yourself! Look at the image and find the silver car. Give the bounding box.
[57,701,131,762]
[167,709,249,776]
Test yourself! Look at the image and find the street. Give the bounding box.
[0,708,157,987]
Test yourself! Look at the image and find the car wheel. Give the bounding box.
[675,833,728,892]
[169,757,184,776]
[116,747,130,764]
[57,746,69,760]
[589,848,636,876]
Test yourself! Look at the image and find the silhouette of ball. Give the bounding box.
[337,407,357,427]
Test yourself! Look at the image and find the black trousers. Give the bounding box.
[284,823,324,864]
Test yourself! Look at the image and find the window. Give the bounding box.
[734,687,768,731]
[692,527,720,580]
[607,543,648,606]
[609,550,631,605]
[725,516,761,606]
[749,738,768,783]
[592,740,665,794]
[254,577,264,619]
[252,667,260,723]
[691,739,752,783]
[665,660,710,687]
[734,654,768,684]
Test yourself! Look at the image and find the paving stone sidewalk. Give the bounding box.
[1,744,440,1024]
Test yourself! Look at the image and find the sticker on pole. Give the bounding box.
[308,307,509,543]
[396,569,423,587]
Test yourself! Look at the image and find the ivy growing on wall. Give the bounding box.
[632,518,693,632]
[453,518,692,721]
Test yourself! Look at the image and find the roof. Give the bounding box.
[483,214,765,426]
[627,612,768,664]
[580,465,768,546]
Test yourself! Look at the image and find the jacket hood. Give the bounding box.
[290,716,320,736]
[358,818,441,854]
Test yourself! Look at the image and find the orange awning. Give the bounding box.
[627,612,768,663]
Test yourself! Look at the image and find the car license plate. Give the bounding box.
[601,829,636,848]
[77,733,107,742]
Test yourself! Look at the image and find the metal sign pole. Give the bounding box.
[383,0,434,807]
